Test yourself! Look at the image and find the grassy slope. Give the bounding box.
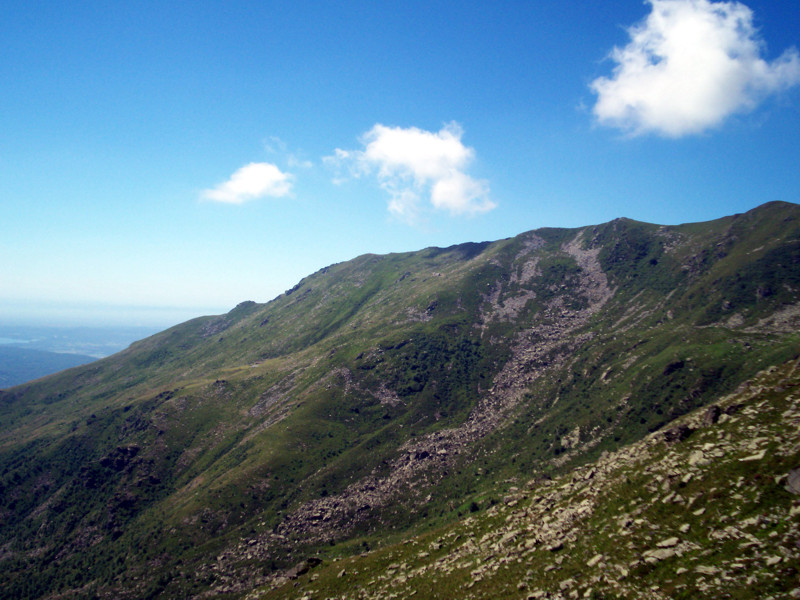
[0,201,798,598]
[258,357,800,600]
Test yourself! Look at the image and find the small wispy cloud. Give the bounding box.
[266,136,314,169]
[326,122,495,223]
[287,155,313,169]
[590,0,800,137]
[201,162,293,204]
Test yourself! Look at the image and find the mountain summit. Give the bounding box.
[2,201,799,598]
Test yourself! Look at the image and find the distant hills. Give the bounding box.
[0,324,160,388]
[0,201,798,599]
[0,345,95,387]
[0,323,162,358]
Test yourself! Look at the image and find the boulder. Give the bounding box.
[663,424,694,444]
[703,405,722,426]
[286,557,323,580]
[786,468,800,495]
[586,553,604,567]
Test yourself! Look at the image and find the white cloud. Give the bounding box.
[202,162,293,204]
[590,0,800,137]
[287,155,313,169]
[431,171,493,214]
[327,122,495,222]
[266,136,313,169]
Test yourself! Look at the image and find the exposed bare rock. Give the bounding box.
[786,468,800,495]
[252,228,620,549]
[285,558,322,580]
[703,405,722,426]
[266,359,800,600]
[663,424,694,443]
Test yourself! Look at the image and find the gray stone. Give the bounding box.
[560,578,576,590]
[657,537,680,548]
[703,405,722,426]
[587,553,604,567]
[644,547,677,563]
[786,468,800,495]
[663,424,694,443]
[740,449,766,462]
[695,565,720,575]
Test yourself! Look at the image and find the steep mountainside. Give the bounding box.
[1,201,799,599]
[259,358,800,600]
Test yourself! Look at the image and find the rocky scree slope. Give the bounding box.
[257,357,800,600]
[0,201,798,599]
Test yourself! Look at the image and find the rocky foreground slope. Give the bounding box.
[0,201,799,598]
[257,358,800,600]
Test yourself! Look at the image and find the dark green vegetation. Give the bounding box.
[0,346,96,387]
[1,201,799,599]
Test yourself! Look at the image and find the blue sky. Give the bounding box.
[2,0,799,327]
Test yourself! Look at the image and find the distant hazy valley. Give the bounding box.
[0,324,163,357]
[0,324,161,386]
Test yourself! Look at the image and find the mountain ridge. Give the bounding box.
[1,200,799,598]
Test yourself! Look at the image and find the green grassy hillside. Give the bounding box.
[0,201,798,599]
